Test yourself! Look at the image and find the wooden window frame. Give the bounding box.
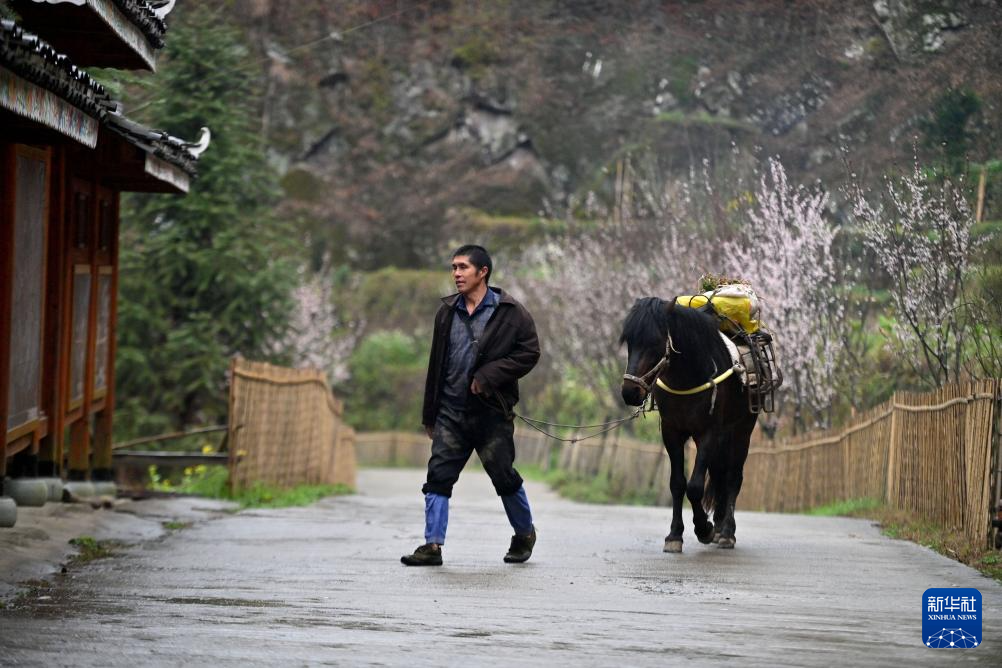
[5,145,51,445]
[90,264,115,406]
[66,263,92,416]
[63,174,96,422]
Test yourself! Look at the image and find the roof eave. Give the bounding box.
[11,0,166,71]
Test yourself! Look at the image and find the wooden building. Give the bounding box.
[0,0,205,524]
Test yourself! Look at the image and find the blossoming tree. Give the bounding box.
[849,163,982,387]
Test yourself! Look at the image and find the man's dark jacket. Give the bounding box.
[422,287,540,426]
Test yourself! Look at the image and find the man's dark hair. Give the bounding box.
[452,244,492,284]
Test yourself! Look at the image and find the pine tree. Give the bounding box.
[114,7,295,437]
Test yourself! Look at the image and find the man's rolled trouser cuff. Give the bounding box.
[425,493,449,545]
[422,482,455,498]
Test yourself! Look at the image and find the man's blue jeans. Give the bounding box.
[424,486,533,545]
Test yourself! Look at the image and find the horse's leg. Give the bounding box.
[717,415,756,549]
[715,468,742,549]
[709,425,738,543]
[686,438,714,544]
[710,462,728,544]
[662,429,688,553]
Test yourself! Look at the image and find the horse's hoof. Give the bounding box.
[663,538,683,553]
[711,531,721,544]
[717,536,735,549]
[695,526,714,544]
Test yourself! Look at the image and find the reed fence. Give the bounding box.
[227,359,357,492]
[355,431,429,468]
[356,380,1001,545]
[738,380,1000,545]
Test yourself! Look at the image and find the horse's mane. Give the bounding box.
[619,296,671,348]
[620,296,728,378]
[666,299,725,360]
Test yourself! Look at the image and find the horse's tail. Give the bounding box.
[702,472,716,515]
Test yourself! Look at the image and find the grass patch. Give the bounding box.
[68,536,114,563]
[520,464,658,506]
[358,457,430,469]
[805,499,1002,583]
[149,463,354,510]
[546,469,615,504]
[162,520,193,531]
[805,497,882,516]
[230,482,353,509]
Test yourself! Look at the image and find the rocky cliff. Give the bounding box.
[234,0,1000,267]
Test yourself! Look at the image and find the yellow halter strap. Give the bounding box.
[655,365,737,395]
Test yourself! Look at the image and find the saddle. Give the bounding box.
[682,289,783,414]
[732,329,782,413]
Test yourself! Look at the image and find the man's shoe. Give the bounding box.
[401,543,443,566]
[504,528,536,563]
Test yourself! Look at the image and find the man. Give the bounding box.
[401,244,540,566]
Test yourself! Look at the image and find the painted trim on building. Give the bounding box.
[0,66,98,147]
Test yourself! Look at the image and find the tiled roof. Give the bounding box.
[0,19,112,120]
[22,0,169,49]
[113,0,168,48]
[108,0,167,48]
[1,19,202,177]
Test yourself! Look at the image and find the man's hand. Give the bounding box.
[424,424,434,439]
[470,378,482,395]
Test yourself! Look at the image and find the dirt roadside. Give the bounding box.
[0,495,236,601]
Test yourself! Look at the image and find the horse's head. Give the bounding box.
[619,297,673,406]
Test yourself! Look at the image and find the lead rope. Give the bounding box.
[475,391,653,444]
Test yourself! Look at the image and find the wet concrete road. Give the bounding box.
[2,468,1001,667]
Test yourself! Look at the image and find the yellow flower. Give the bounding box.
[201,444,214,454]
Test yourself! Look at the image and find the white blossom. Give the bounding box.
[848,161,980,386]
[722,157,844,429]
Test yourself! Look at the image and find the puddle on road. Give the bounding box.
[624,576,729,598]
[1,583,133,620]
[452,630,492,638]
[162,596,281,608]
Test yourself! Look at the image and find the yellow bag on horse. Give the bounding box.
[675,284,760,334]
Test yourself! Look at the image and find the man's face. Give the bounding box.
[452,255,487,295]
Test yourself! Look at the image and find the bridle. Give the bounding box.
[622,330,676,394]
[622,322,740,412]
[621,299,742,413]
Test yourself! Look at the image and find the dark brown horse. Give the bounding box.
[620,297,758,552]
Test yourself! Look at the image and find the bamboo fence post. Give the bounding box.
[976,166,987,224]
[992,380,1002,547]
[885,394,900,508]
[568,428,580,475]
[226,357,238,493]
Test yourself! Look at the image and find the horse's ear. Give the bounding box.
[665,297,677,314]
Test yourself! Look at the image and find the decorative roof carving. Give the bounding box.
[104,110,202,176]
[150,0,175,21]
